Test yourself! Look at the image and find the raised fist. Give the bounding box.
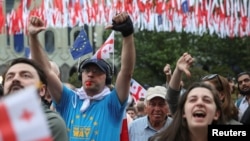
[107,12,134,37]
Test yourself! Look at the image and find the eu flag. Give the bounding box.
[70,29,93,60]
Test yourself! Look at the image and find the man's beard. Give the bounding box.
[239,89,250,96]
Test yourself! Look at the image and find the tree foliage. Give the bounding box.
[113,31,250,88]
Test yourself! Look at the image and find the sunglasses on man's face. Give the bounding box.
[201,74,224,91]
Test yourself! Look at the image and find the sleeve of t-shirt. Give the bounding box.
[166,86,181,115]
[107,89,128,120]
[54,84,75,113]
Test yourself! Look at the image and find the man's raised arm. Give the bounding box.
[106,12,136,103]
[28,16,63,103]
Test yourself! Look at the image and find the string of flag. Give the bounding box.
[1,0,250,38]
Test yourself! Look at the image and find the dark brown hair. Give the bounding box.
[203,75,239,121]
[2,58,47,86]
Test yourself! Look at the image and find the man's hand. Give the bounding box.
[176,52,194,78]
[28,16,46,36]
[105,12,134,37]
[163,64,172,76]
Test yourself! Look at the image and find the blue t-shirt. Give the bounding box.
[55,85,127,141]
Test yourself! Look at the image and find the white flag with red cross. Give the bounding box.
[130,79,147,102]
[0,86,52,141]
[92,31,114,59]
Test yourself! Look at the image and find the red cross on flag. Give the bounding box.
[0,86,52,141]
[120,110,129,141]
[130,79,146,102]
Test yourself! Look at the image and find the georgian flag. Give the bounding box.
[92,31,114,59]
[120,110,129,141]
[0,86,52,141]
[130,79,146,102]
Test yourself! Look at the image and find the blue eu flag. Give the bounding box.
[70,29,93,60]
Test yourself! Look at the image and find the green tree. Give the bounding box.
[116,31,250,87]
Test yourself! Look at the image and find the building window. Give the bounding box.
[44,30,55,54]
[74,30,80,41]
[68,27,72,46]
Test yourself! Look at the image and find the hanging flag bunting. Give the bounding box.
[3,0,250,38]
[158,14,163,25]
[0,0,5,33]
[181,0,189,13]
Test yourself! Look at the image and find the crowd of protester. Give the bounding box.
[0,11,249,141]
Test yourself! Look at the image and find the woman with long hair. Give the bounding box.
[202,74,241,124]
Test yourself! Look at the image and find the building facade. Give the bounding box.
[0,0,105,83]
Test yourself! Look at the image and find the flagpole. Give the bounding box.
[77,58,81,72]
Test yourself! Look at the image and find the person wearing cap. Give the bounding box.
[128,86,172,141]
[28,11,135,141]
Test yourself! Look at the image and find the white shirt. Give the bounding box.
[238,96,249,121]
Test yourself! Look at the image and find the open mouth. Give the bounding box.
[193,111,206,118]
